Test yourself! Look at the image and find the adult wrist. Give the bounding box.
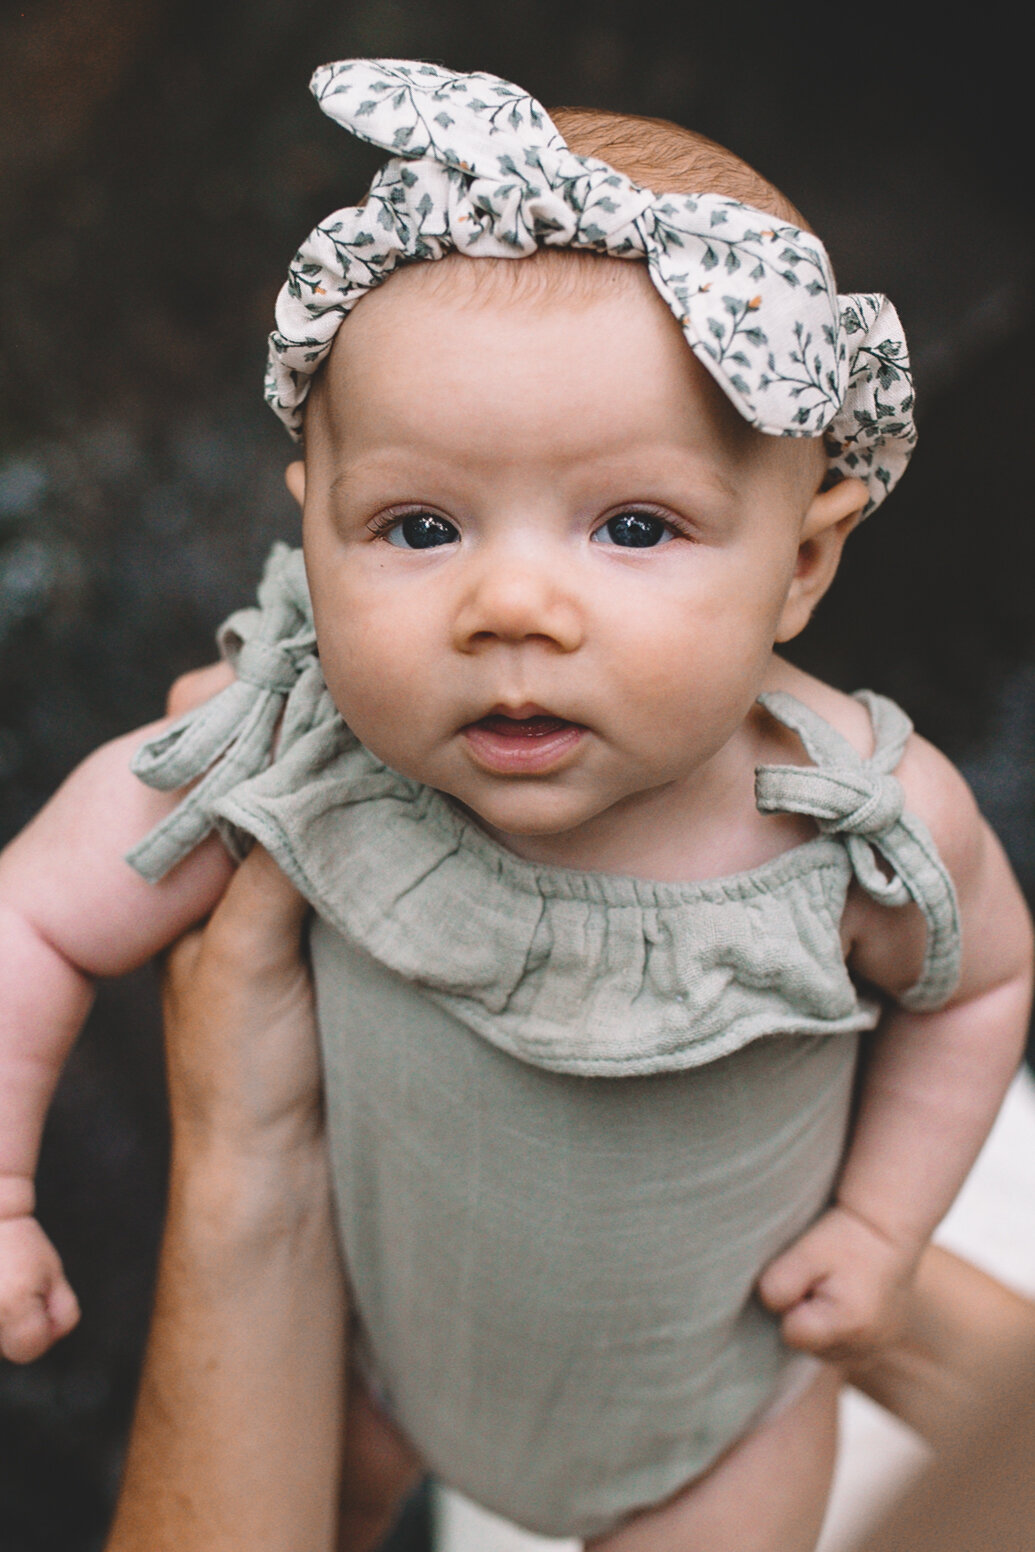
[168,1087,325,1170]
[167,1130,334,1254]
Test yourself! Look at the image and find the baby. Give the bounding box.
[0,59,1032,1549]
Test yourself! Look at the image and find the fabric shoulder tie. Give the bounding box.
[755,690,960,1010]
[126,544,331,881]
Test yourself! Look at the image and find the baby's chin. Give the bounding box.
[352,729,630,850]
[453,787,605,840]
[445,782,645,871]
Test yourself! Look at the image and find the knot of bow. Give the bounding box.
[804,769,906,840]
[126,546,320,881]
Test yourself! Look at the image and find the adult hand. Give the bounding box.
[848,1246,1035,1550]
[105,845,345,1552]
[159,841,322,1163]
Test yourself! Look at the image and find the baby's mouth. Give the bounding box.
[474,713,571,739]
[461,707,586,773]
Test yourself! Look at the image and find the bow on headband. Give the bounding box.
[266,59,916,513]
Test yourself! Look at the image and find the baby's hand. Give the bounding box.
[757,1204,921,1366]
[0,1214,80,1362]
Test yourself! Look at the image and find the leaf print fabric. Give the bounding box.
[266,59,916,514]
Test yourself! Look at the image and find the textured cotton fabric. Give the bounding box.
[264,59,916,515]
[127,547,962,1535]
[314,926,856,1536]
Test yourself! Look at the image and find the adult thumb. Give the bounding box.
[202,844,310,970]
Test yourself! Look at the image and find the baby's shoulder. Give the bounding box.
[761,661,875,757]
[763,660,981,877]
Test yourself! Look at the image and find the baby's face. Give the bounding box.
[298,258,833,846]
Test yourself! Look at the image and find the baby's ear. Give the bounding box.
[774,477,868,643]
[285,460,306,509]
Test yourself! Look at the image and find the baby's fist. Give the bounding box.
[757,1204,919,1365]
[0,1215,80,1362]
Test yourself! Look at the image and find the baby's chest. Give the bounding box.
[309,917,860,1285]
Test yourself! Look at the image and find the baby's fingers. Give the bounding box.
[757,1239,826,1315]
[0,1216,81,1362]
[777,1284,904,1362]
[46,1272,81,1343]
[777,1288,846,1354]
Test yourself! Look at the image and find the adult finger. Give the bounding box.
[196,844,309,976]
[160,844,317,1151]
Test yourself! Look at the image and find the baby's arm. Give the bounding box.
[759,739,1034,1363]
[0,721,234,1360]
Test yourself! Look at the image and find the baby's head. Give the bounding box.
[268,62,914,843]
[299,100,835,518]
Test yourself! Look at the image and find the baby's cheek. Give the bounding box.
[312,623,371,724]
[315,629,422,760]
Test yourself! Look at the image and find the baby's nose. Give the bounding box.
[452,555,583,654]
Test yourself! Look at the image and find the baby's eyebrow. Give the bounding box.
[325,450,741,511]
[326,451,448,491]
[588,452,739,507]
[673,465,738,504]
[327,467,382,499]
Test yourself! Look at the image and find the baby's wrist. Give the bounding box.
[0,1174,35,1222]
[832,1194,926,1261]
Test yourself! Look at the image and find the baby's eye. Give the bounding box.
[592,510,674,548]
[382,511,460,549]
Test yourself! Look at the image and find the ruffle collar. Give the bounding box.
[126,545,960,1074]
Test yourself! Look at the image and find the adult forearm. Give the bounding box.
[846,1244,1035,1448]
[106,1141,345,1552]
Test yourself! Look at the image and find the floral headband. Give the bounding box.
[267,59,916,513]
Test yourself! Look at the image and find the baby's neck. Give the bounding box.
[476,703,815,885]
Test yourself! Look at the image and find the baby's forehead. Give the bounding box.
[312,251,664,418]
[308,255,824,497]
[313,252,689,426]
[343,248,657,332]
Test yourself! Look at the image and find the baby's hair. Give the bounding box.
[551,107,809,230]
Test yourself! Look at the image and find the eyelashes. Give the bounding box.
[366,504,696,550]
[368,509,460,549]
[591,510,675,548]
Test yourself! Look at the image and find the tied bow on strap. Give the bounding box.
[265,59,916,516]
[755,691,961,1008]
[756,690,910,906]
[127,546,325,882]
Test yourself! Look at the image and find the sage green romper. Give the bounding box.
[129,546,962,1540]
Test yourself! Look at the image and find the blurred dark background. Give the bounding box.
[0,3,1031,1547]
